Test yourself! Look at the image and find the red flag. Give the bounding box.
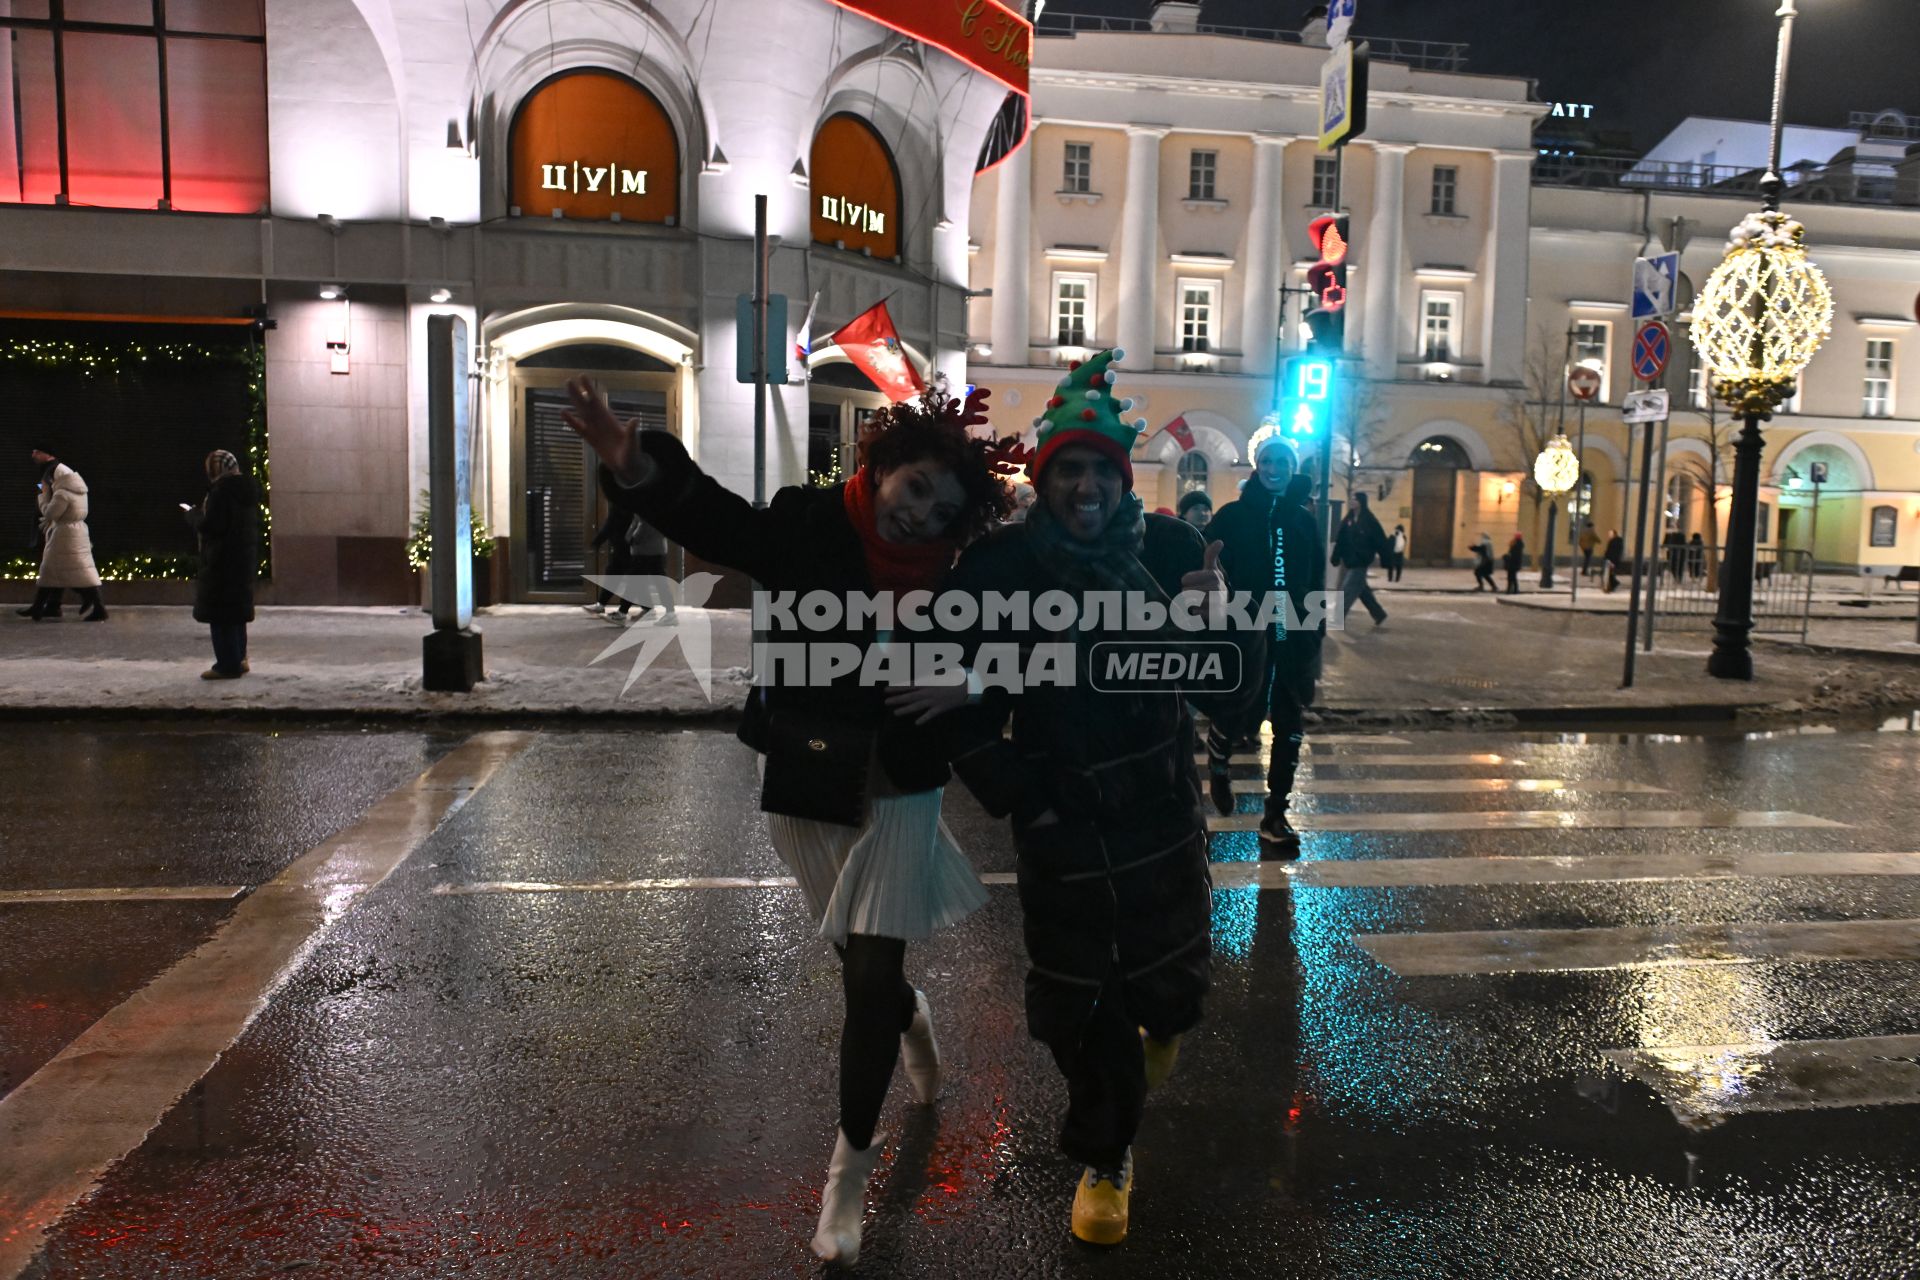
[1161,414,1197,452]
[828,300,925,402]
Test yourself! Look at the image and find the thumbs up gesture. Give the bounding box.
[1180,539,1226,595]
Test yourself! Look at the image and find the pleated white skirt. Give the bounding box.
[763,754,987,946]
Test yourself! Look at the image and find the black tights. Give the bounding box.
[835,933,916,1151]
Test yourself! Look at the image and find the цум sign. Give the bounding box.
[818,196,885,236]
[539,161,649,196]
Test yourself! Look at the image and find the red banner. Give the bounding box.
[828,300,926,403]
[825,0,1031,95]
[1161,414,1197,452]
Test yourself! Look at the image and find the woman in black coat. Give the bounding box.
[184,449,259,679]
[562,374,1011,1267]
[1501,532,1526,595]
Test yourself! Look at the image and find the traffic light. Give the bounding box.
[1305,213,1350,353]
[1281,355,1334,440]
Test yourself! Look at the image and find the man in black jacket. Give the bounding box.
[1331,491,1389,626]
[933,348,1256,1247]
[1201,429,1325,853]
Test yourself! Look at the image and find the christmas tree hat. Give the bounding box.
[1028,347,1146,490]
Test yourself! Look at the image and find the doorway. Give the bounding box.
[509,344,679,601]
[1408,435,1471,563]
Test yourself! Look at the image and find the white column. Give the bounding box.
[1362,143,1411,381]
[988,138,1032,368]
[1239,135,1287,378]
[1118,125,1168,367]
[1481,151,1534,386]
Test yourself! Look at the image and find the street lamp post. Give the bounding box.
[1534,435,1580,590]
[1690,0,1833,680]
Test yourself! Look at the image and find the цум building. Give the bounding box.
[0,0,1014,603]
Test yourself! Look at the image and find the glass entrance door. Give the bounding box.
[519,383,668,597]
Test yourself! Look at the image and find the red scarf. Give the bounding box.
[842,467,958,595]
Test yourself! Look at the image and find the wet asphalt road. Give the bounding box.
[3,720,1919,1278]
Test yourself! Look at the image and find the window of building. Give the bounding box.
[1686,344,1708,409]
[810,112,900,258]
[1176,450,1210,496]
[1865,338,1896,417]
[1572,320,1612,400]
[1063,141,1092,193]
[1178,279,1218,353]
[1188,149,1217,200]
[1421,291,1462,362]
[1871,504,1899,548]
[1430,165,1458,215]
[0,0,267,212]
[1311,155,1338,209]
[511,70,682,225]
[1054,272,1095,347]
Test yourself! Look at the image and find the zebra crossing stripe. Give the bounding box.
[0,886,247,905]
[1306,735,1413,748]
[1198,753,1536,768]
[1230,778,1669,795]
[1600,1034,1920,1124]
[1355,917,1920,975]
[1208,809,1846,833]
[1277,850,1920,889]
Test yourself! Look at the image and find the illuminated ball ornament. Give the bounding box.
[1532,435,1580,497]
[1691,210,1833,416]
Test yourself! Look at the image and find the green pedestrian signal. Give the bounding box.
[1281,356,1334,439]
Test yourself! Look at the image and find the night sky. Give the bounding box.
[1052,0,1920,151]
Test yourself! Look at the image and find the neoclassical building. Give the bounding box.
[0,0,1015,602]
[967,6,1920,571]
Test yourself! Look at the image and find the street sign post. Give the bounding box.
[1326,0,1356,46]
[1318,40,1369,150]
[1631,321,1671,383]
[1622,388,1669,423]
[1568,365,1601,402]
[1632,252,1680,319]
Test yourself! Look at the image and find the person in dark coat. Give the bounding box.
[932,348,1256,1247]
[1502,531,1526,595]
[1602,529,1626,593]
[584,504,639,616]
[1330,491,1389,625]
[1688,531,1706,580]
[1176,488,1213,532]
[184,449,259,678]
[563,373,1011,1268]
[1202,426,1325,852]
[1472,532,1497,591]
[1663,528,1687,579]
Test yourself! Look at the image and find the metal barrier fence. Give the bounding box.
[1648,547,1814,641]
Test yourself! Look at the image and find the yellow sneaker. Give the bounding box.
[1070,1150,1133,1246]
[1141,1030,1181,1090]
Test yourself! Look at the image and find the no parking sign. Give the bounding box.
[1631,321,1671,383]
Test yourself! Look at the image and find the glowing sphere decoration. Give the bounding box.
[1533,435,1580,497]
[1690,210,1833,416]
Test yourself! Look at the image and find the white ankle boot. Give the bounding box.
[811,1127,885,1265]
[900,989,942,1104]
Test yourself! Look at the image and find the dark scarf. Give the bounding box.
[1024,490,1160,599]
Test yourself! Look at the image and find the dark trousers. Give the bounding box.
[595,550,641,609]
[1504,567,1520,594]
[1581,550,1595,576]
[1049,977,1147,1171]
[211,622,248,673]
[1473,566,1495,591]
[1208,653,1309,816]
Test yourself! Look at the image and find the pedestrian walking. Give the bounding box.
[922,348,1256,1247]
[1385,523,1408,582]
[563,374,1011,1268]
[18,450,107,621]
[1663,529,1687,579]
[184,450,259,678]
[1578,520,1599,578]
[1330,491,1389,625]
[1688,531,1706,580]
[1502,532,1526,595]
[1203,427,1324,854]
[1602,529,1626,593]
[582,504,636,616]
[1176,489,1212,532]
[1472,532,1497,592]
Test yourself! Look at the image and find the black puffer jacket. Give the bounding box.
[600,431,952,803]
[942,514,1256,1046]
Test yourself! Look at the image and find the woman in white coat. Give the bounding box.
[19,450,106,621]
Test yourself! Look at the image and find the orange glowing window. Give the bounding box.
[508,71,681,224]
[0,1,267,213]
[810,114,901,261]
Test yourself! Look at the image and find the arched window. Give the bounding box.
[508,71,680,224]
[1408,436,1472,469]
[810,113,901,260]
[1176,450,1210,496]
